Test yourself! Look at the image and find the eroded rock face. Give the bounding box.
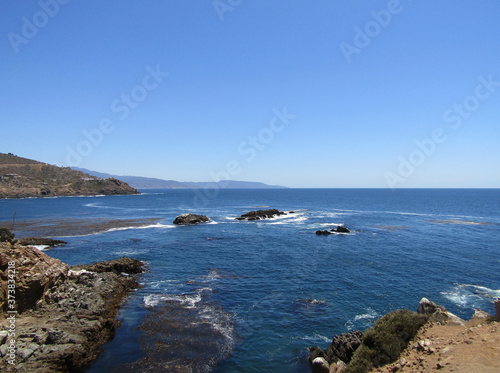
[235,209,287,221]
[0,243,68,313]
[173,213,210,225]
[0,244,144,372]
[309,330,363,368]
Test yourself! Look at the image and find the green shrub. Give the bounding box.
[346,309,428,373]
[0,227,15,243]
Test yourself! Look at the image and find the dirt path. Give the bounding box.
[371,316,500,372]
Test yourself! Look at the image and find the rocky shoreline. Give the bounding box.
[0,242,144,372]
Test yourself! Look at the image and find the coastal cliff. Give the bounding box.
[310,298,500,373]
[0,241,144,372]
[0,153,139,198]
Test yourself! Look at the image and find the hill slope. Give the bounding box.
[72,167,288,189]
[0,153,139,198]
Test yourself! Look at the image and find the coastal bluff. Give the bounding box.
[0,242,144,372]
[309,298,500,373]
[0,153,139,198]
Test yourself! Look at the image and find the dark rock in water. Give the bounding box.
[173,213,210,225]
[235,209,287,221]
[316,230,333,235]
[316,226,350,235]
[335,226,350,233]
[18,237,67,247]
[71,256,144,275]
[309,330,363,367]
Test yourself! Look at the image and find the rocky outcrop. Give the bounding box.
[310,330,363,369]
[17,237,67,248]
[0,243,144,372]
[309,298,487,373]
[0,243,69,313]
[235,209,288,221]
[316,226,351,235]
[72,256,144,275]
[173,213,210,225]
[417,297,465,326]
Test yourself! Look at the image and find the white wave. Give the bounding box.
[104,223,176,233]
[441,284,500,308]
[143,292,203,309]
[354,308,379,321]
[112,250,141,256]
[207,221,219,225]
[319,222,345,226]
[345,308,380,330]
[298,333,332,343]
[32,245,50,251]
[267,216,308,225]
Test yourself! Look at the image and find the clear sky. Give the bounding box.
[1,1,499,188]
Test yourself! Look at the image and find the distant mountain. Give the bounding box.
[0,153,139,198]
[72,167,288,189]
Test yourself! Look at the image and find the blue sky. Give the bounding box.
[1,1,499,188]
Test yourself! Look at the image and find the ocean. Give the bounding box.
[1,188,499,372]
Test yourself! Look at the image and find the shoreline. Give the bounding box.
[0,242,144,372]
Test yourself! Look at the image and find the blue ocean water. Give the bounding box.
[1,189,499,372]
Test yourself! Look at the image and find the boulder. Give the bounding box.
[335,226,350,233]
[173,213,210,225]
[496,299,500,321]
[235,209,287,221]
[311,357,330,373]
[417,297,465,326]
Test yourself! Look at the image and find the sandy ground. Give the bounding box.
[371,317,500,373]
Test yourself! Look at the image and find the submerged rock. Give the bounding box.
[235,209,288,221]
[173,213,210,225]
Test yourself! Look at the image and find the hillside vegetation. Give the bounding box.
[0,153,139,198]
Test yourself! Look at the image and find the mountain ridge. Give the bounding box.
[71,167,288,189]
